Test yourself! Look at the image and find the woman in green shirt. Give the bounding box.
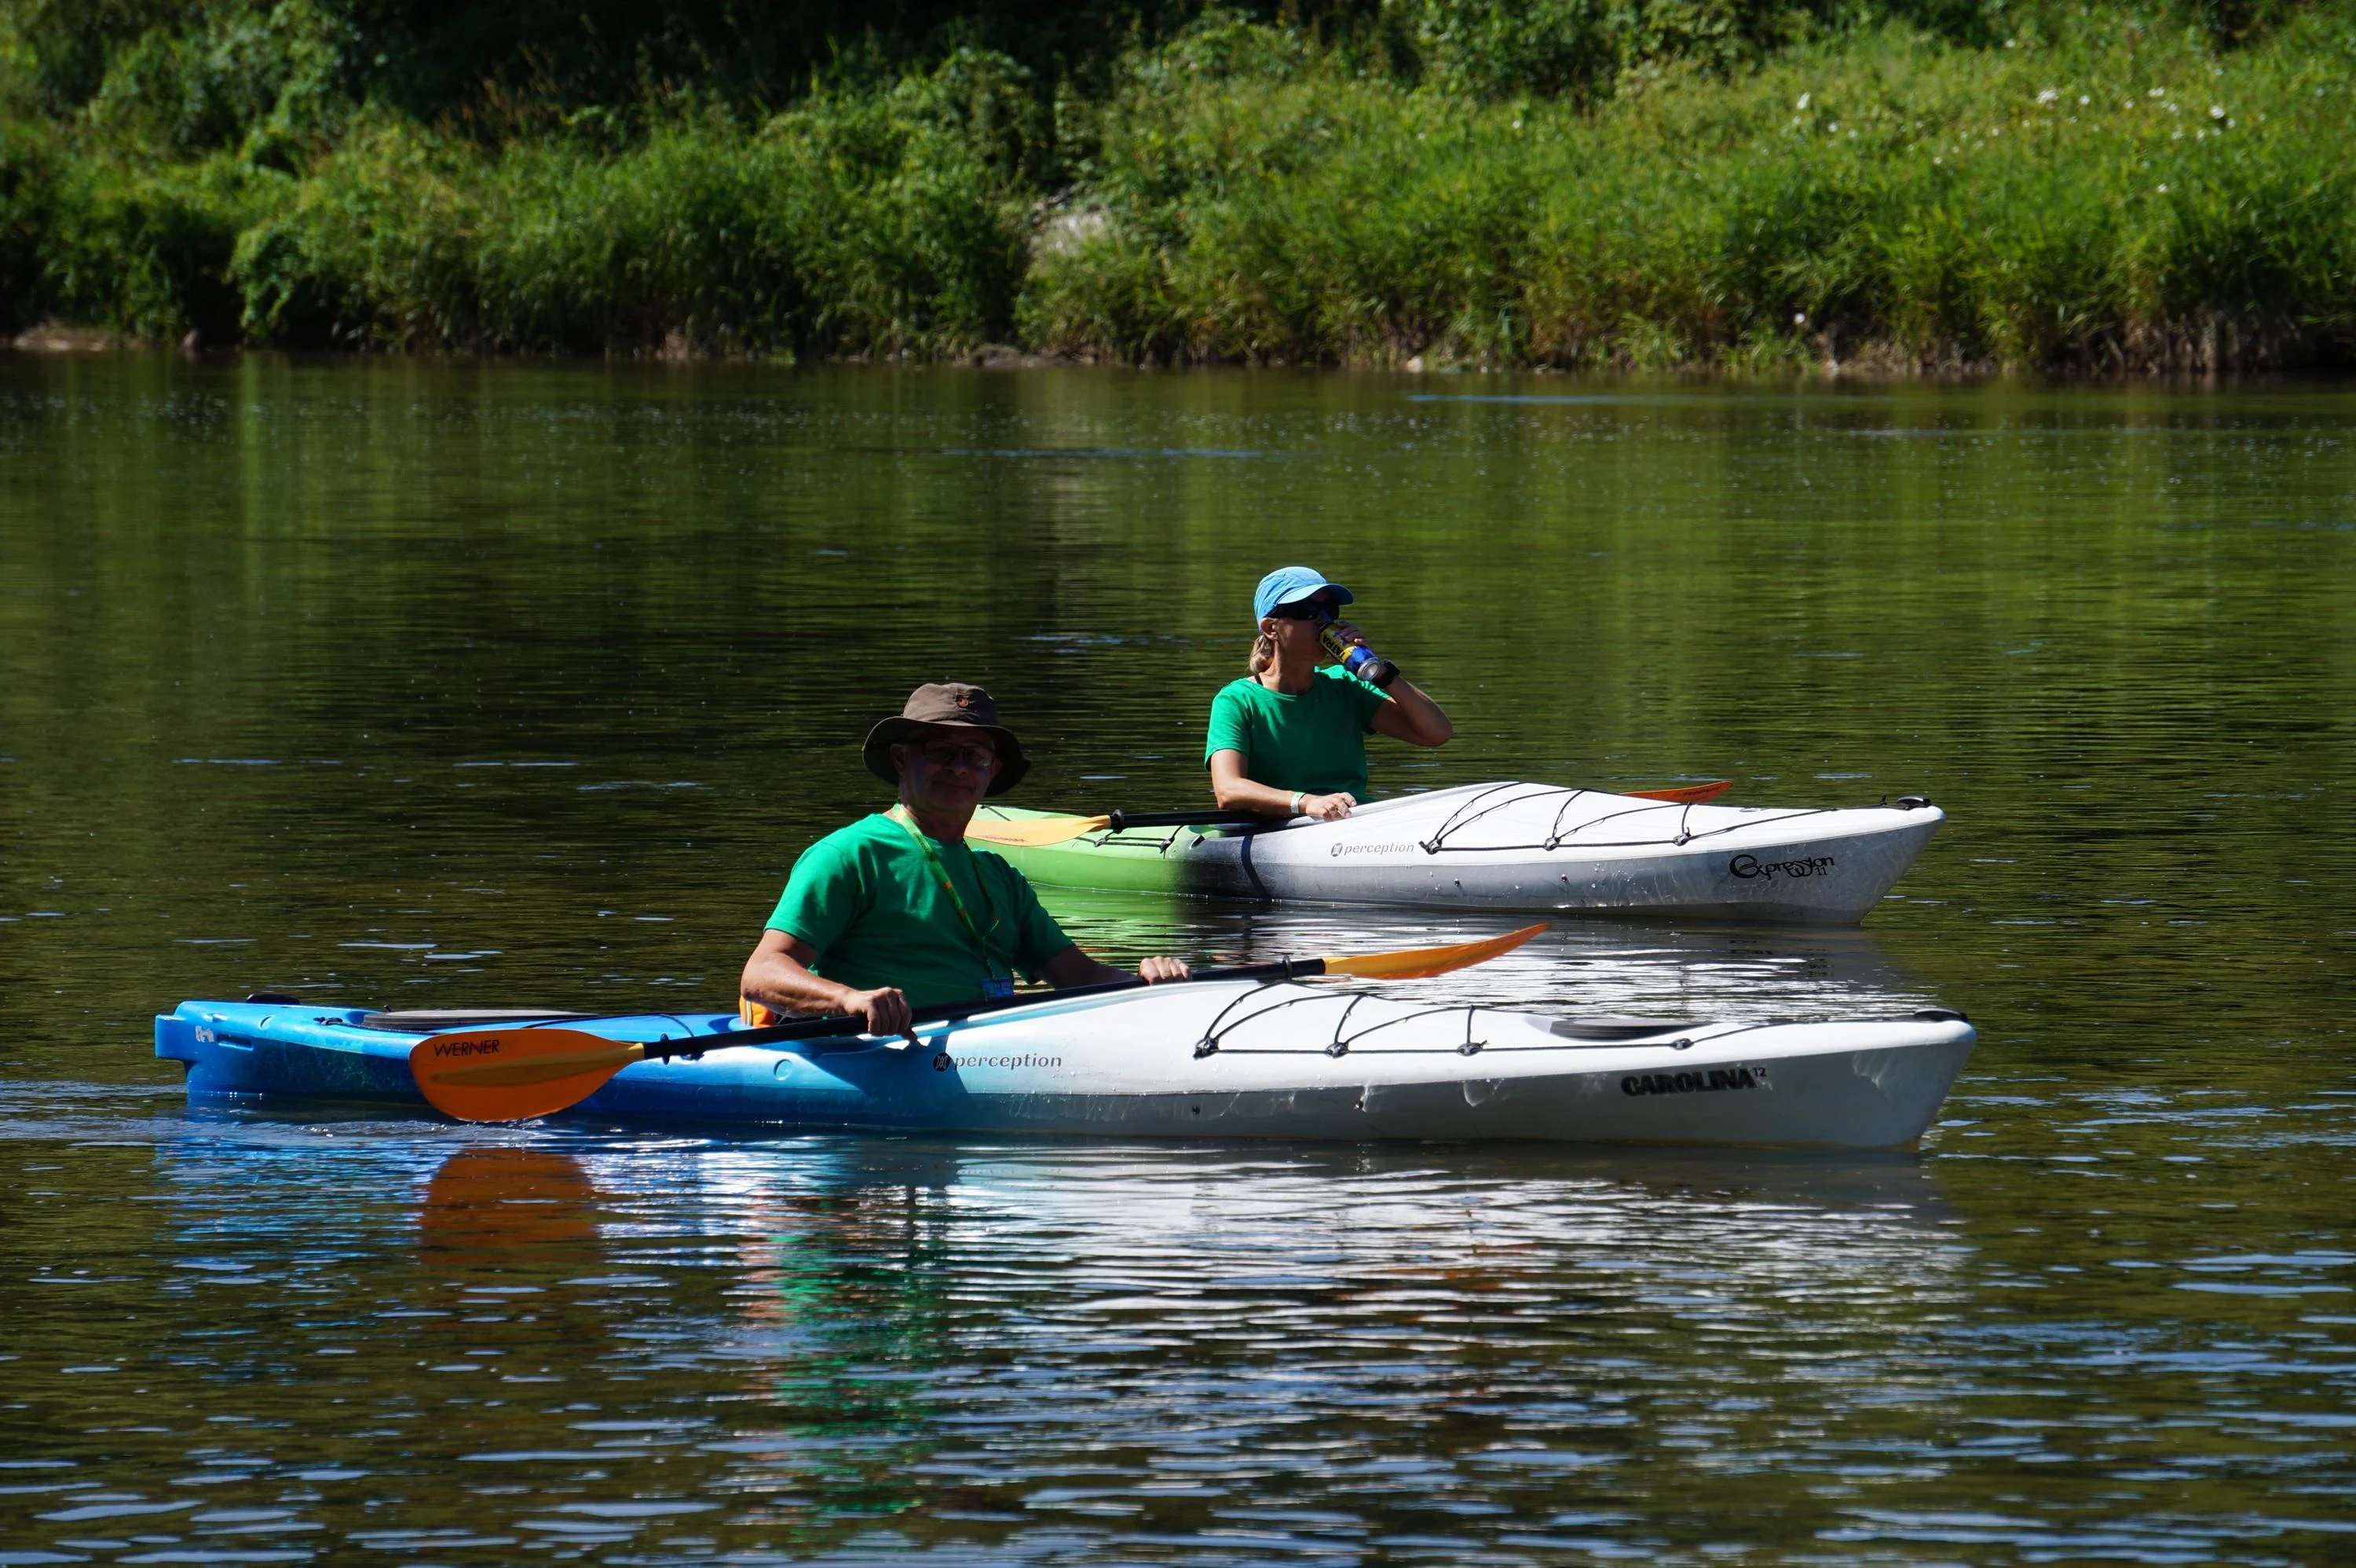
[1204,566,1454,821]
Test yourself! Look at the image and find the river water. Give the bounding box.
[2,357,2352,1564]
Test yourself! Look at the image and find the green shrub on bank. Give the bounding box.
[1025,12,2356,369]
[230,51,1041,353]
[0,115,57,324]
[0,115,259,338]
[1399,0,1841,101]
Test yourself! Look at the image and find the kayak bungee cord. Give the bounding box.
[1180,978,1789,1060]
[1414,783,1839,854]
[1419,780,1546,849]
[1015,784,1843,857]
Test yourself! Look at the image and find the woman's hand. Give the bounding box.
[1209,750,1358,821]
[1324,620,1369,652]
[1137,956,1192,984]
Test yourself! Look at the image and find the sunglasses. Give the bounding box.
[1266,598,1336,623]
[917,740,999,771]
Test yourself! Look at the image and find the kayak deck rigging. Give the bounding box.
[1412,783,1846,853]
[1190,982,1507,1058]
[1183,978,1963,1062]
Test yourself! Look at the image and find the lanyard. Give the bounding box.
[886,807,1008,981]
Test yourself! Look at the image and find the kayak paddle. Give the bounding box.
[1626,780,1732,804]
[968,808,1265,849]
[408,922,1548,1124]
[968,783,1734,849]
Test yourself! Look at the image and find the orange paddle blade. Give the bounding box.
[408,1027,647,1122]
[1626,780,1732,804]
[1323,923,1548,980]
[965,813,1114,848]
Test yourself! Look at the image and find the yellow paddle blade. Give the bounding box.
[1323,923,1548,980]
[1626,780,1732,804]
[408,1028,648,1123]
[964,813,1115,848]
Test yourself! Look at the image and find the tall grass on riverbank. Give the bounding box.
[1027,13,2356,371]
[1,50,1043,354]
[4,8,2354,370]
[234,55,1041,356]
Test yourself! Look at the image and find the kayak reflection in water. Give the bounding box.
[740,682,1190,1039]
[1205,566,1454,822]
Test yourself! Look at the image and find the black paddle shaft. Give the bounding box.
[655,957,1331,1059]
[1103,808,1271,832]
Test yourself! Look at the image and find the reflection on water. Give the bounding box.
[1044,887,1946,1024]
[1,1101,2351,1560]
[3,360,2354,1561]
[3,1126,1997,1562]
[422,1144,605,1252]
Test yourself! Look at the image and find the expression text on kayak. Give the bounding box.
[1729,853,1837,882]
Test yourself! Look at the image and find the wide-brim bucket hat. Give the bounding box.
[862,682,1031,796]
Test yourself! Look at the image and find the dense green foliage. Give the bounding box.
[1036,10,2356,370]
[2,0,2351,368]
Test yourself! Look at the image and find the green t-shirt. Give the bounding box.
[1202,667,1392,799]
[766,813,1074,1008]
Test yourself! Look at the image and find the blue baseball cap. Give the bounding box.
[1253,566,1354,627]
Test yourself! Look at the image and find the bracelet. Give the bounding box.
[1290,791,1307,814]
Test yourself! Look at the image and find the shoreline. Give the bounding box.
[9,326,2347,386]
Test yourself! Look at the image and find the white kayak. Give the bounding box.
[158,985,1976,1149]
[982,782,1944,923]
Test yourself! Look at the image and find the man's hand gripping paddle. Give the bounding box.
[408,923,1549,1124]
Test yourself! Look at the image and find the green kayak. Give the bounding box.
[971,782,1944,923]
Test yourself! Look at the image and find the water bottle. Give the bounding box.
[1321,625,1399,689]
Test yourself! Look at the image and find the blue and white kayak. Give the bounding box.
[155,985,1975,1149]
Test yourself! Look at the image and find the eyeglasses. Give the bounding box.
[918,741,999,772]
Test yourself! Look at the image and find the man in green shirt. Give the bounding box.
[741,682,1188,1038]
